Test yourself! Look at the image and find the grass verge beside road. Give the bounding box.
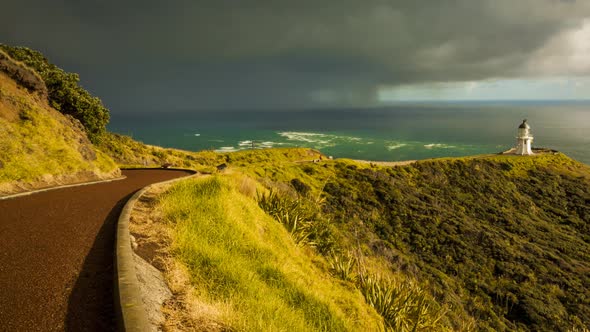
[157,175,383,331]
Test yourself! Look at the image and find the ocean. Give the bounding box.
[108,101,590,165]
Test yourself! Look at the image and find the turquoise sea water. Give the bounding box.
[109,102,590,164]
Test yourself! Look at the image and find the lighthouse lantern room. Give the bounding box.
[515,119,534,155]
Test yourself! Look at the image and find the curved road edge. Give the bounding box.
[115,168,198,332]
[0,176,127,201]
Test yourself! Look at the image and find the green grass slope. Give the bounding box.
[223,150,590,331]
[157,175,384,331]
[0,68,119,195]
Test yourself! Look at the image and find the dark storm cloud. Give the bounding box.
[1,0,589,110]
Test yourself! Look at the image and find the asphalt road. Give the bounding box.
[0,169,192,332]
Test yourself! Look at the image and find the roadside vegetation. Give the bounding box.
[157,175,384,331]
[0,43,238,192]
[0,69,119,194]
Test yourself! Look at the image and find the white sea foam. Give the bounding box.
[277,131,361,147]
[387,143,407,150]
[424,143,456,149]
[215,146,240,152]
[278,132,331,144]
[236,140,284,149]
[194,133,201,137]
[238,140,253,146]
[259,141,281,148]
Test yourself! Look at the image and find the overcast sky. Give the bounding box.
[2,0,590,113]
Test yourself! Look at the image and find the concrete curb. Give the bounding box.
[0,176,126,201]
[114,168,198,332]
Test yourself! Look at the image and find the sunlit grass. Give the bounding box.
[0,80,118,188]
[159,175,383,331]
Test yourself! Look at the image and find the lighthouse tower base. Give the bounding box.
[515,138,533,155]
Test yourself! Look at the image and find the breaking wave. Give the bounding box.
[277,131,362,148]
[424,143,456,149]
[387,143,408,150]
[238,140,284,148]
[215,146,239,152]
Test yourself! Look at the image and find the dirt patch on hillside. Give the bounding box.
[0,72,26,121]
[0,49,47,98]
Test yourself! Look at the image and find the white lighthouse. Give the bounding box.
[514,119,534,155]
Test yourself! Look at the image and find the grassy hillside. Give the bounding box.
[188,150,589,331]
[0,67,119,195]
[156,175,385,331]
[63,123,590,329]
[0,44,225,192]
[0,44,109,143]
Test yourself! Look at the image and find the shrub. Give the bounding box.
[326,250,449,331]
[256,188,336,253]
[257,190,315,245]
[358,273,447,331]
[327,251,358,282]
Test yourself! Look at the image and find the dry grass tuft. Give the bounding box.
[236,176,257,199]
[162,260,230,332]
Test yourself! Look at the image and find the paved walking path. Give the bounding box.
[0,169,192,332]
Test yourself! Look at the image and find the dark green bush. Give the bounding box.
[257,189,334,253]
